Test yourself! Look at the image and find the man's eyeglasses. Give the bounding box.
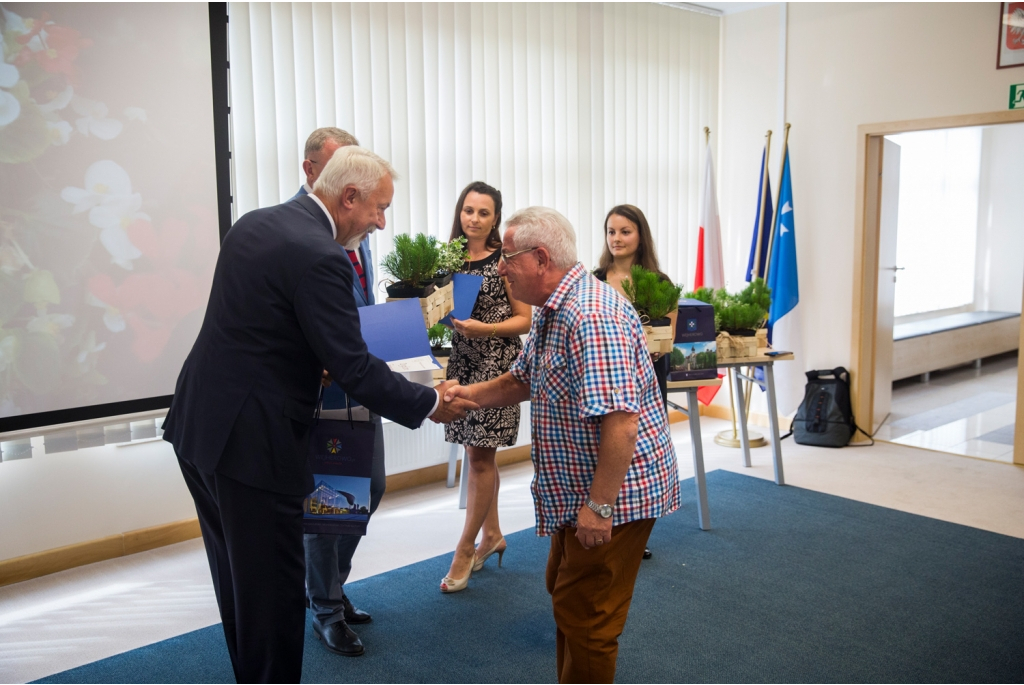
[499,246,537,264]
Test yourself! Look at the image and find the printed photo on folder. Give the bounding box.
[304,418,375,535]
[321,297,442,417]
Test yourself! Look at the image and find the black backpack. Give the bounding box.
[792,367,872,447]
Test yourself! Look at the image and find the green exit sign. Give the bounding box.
[1012,84,1024,110]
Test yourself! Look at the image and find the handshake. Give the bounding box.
[429,380,479,424]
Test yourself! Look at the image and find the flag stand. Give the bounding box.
[718,130,772,449]
[714,366,767,448]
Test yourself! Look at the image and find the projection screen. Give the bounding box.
[0,3,225,433]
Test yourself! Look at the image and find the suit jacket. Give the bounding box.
[162,194,436,496]
[290,186,374,307]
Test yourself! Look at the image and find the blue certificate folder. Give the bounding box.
[322,297,441,410]
[439,273,484,327]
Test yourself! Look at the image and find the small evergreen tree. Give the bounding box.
[621,265,683,322]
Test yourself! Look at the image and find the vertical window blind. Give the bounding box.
[227,2,719,287]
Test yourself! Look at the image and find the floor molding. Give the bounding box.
[0,518,201,588]
[0,447,535,587]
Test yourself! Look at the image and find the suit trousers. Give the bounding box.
[545,518,656,684]
[178,457,306,684]
[304,414,386,627]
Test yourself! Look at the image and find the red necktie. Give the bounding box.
[347,249,367,300]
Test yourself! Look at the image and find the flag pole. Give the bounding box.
[704,126,710,147]
[751,129,773,281]
[765,123,791,275]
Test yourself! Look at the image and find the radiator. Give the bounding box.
[382,402,532,474]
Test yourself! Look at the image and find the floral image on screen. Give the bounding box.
[0,3,219,419]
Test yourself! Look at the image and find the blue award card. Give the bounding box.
[440,273,485,326]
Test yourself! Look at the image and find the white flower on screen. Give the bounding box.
[1,7,29,36]
[38,85,74,113]
[98,224,143,270]
[76,331,107,371]
[123,107,147,122]
[0,34,22,127]
[86,292,126,332]
[46,119,72,145]
[0,335,16,373]
[27,312,75,336]
[0,60,18,89]
[0,89,19,127]
[61,160,143,213]
[0,243,29,274]
[72,96,123,140]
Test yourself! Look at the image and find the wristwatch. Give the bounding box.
[585,497,613,519]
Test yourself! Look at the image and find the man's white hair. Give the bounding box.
[505,206,577,269]
[314,146,399,200]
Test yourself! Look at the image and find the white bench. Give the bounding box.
[892,311,1020,381]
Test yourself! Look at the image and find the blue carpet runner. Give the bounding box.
[38,470,1024,683]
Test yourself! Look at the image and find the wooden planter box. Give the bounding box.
[644,325,674,354]
[386,281,454,327]
[716,329,768,360]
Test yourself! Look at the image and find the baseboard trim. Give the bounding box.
[0,518,202,588]
[702,404,793,431]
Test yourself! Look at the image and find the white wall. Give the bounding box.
[715,2,1024,416]
[0,438,196,561]
[975,123,1024,313]
[0,407,533,562]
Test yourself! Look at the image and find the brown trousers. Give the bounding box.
[545,518,656,684]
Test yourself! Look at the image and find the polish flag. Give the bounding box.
[693,142,724,290]
[693,142,725,406]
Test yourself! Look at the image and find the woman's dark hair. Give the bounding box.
[449,181,503,250]
[597,204,664,276]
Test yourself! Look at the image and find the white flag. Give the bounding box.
[694,143,725,290]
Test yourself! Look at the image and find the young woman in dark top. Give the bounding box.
[594,205,678,561]
[440,181,532,593]
[593,204,678,404]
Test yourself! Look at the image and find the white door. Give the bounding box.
[873,138,901,431]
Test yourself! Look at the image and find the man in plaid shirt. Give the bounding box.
[444,206,680,684]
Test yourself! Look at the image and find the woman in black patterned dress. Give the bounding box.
[440,181,532,593]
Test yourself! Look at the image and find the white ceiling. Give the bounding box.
[672,2,779,16]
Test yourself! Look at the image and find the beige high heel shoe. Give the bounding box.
[473,537,507,572]
[440,554,476,593]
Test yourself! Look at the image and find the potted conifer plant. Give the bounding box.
[381,233,440,298]
[620,265,683,354]
[682,278,771,358]
[427,322,453,358]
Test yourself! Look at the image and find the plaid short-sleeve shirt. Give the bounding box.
[510,263,680,535]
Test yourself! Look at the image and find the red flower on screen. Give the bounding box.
[87,212,215,363]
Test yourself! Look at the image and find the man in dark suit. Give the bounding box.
[162,145,476,683]
[290,128,384,657]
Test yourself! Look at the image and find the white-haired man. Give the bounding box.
[164,146,477,683]
[444,207,680,684]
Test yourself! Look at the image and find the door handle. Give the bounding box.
[884,266,905,271]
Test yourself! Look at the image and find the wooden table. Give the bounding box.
[665,377,722,531]
[714,352,794,486]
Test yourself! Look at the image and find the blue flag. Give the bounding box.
[746,147,773,282]
[766,150,798,345]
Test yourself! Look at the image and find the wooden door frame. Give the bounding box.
[850,109,1024,463]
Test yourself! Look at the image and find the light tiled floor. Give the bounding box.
[3,416,1024,683]
[875,353,1017,462]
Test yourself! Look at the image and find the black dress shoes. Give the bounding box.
[313,620,365,657]
[342,594,372,624]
